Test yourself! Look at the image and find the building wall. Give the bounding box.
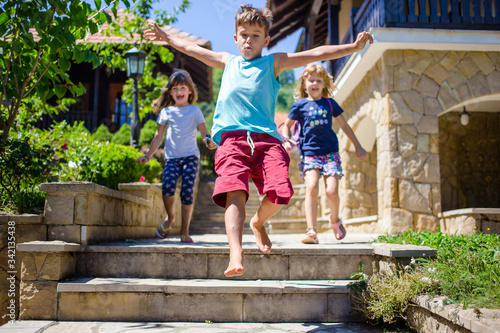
[338,49,500,234]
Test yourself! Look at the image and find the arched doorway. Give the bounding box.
[438,94,500,211]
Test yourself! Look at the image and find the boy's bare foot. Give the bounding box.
[250,220,272,254]
[224,265,245,277]
[224,251,245,277]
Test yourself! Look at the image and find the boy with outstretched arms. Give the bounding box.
[145,5,373,277]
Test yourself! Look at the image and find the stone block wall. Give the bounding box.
[340,147,378,220]
[339,50,500,234]
[0,214,46,325]
[439,208,500,235]
[42,182,176,244]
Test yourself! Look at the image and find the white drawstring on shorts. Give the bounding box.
[246,131,255,156]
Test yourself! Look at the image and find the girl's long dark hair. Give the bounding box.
[152,69,198,115]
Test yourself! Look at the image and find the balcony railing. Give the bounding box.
[334,0,500,78]
[35,111,95,131]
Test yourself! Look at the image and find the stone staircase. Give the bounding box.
[47,235,377,322]
[19,233,385,323]
[12,181,427,325]
[190,181,329,235]
[189,181,260,234]
[7,181,500,331]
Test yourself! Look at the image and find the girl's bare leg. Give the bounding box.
[324,175,340,223]
[180,203,194,236]
[161,195,176,228]
[324,174,346,240]
[224,190,247,277]
[304,169,321,230]
[250,196,283,254]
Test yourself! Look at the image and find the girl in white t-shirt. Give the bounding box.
[137,69,216,243]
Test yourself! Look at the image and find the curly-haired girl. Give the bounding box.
[282,64,367,244]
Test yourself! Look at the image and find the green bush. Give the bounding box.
[139,119,158,147]
[377,230,500,309]
[1,121,163,214]
[0,137,60,213]
[43,121,162,190]
[349,262,431,327]
[112,123,131,145]
[79,141,162,190]
[92,123,114,142]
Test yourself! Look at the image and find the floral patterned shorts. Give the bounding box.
[299,152,344,180]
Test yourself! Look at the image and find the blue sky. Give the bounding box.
[166,0,304,78]
[169,1,301,54]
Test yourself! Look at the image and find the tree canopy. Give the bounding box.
[0,0,190,141]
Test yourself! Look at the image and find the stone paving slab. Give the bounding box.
[57,277,352,294]
[90,232,381,249]
[0,321,388,332]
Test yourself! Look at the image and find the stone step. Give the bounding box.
[55,277,356,322]
[267,217,331,233]
[192,209,263,222]
[189,224,254,235]
[75,242,375,280]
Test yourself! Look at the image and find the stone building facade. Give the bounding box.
[330,49,500,234]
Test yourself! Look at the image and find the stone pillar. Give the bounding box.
[17,241,79,320]
[377,90,441,233]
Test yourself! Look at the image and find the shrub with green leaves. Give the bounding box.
[1,121,163,214]
[43,121,162,190]
[112,123,131,145]
[77,141,162,189]
[139,119,158,147]
[92,124,114,142]
[0,138,61,213]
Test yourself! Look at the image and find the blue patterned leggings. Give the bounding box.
[161,155,200,205]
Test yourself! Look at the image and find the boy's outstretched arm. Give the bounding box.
[274,31,373,76]
[145,22,231,69]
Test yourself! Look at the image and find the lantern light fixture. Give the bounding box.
[460,107,470,126]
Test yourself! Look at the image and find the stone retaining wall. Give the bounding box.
[0,214,45,325]
[0,181,184,325]
[41,182,182,244]
[439,208,500,235]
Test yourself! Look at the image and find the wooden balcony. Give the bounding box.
[334,0,500,78]
[35,111,95,131]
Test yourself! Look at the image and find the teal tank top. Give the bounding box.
[211,54,282,145]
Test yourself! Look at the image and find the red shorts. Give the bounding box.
[212,131,294,208]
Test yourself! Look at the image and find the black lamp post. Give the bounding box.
[124,45,146,148]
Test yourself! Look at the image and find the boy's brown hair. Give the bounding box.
[294,64,336,100]
[235,5,273,36]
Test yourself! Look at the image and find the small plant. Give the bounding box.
[349,261,433,326]
[139,119,158,147]
[112,123,131,145]
[92,124,114,142]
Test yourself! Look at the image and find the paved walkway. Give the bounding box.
[1,320,390,332]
